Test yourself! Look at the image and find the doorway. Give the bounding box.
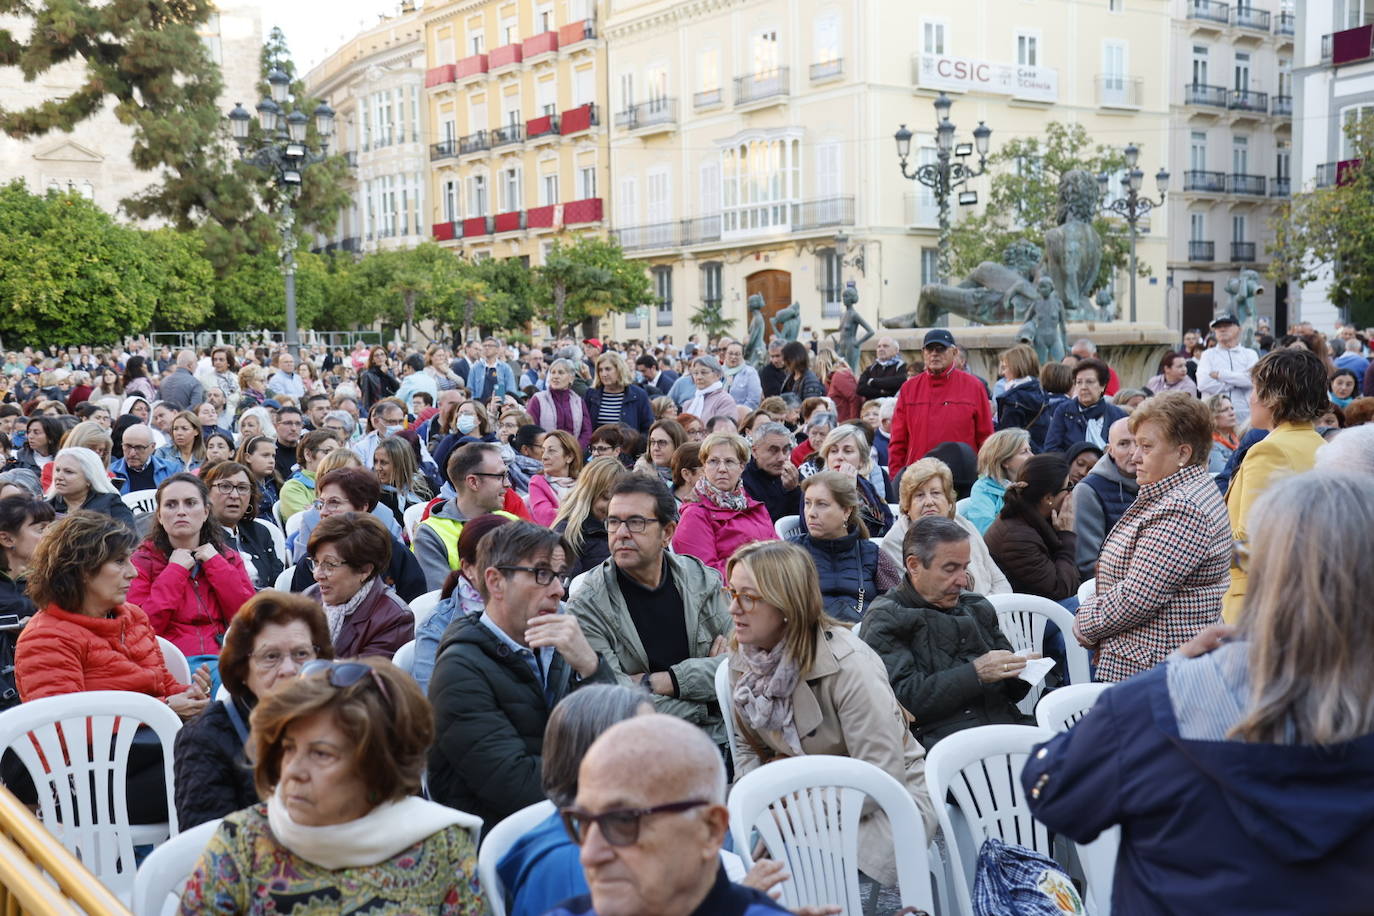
[746,269,792,341]
[1182,280,1215,336]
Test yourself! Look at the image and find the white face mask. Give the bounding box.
[383,424,403,438]
[456,415,478,434]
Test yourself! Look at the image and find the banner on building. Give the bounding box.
[916,55,1058,103]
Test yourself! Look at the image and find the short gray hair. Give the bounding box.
[1315,425,1374,477]
[548,358,579,375]
[752,422,792,444]
[805,411,837,432]
[1072,338,1097,354]
[902,516,969,567]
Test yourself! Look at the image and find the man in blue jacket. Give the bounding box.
[1043,358,1127,453]
[109,424,176,493]
[466,336,518,402]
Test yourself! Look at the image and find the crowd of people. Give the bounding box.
[0,317,1370,915]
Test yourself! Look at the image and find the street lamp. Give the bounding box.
[226,68,334,358]
[893,92,992,283]
[1097,143,1169,323]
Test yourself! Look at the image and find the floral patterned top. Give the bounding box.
[178,804,484,915]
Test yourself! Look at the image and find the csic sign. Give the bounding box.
[917,54,1059,103]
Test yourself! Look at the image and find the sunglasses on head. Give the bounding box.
[299,659,392,709]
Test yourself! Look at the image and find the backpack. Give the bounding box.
[973,837,1085,916]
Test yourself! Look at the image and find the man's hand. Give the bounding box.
[778,461,799,491]
[646,672,674,696]
[525,614,599,678]
[1174,624,1237,658]
[1210,370,1221,380]
[973,650,1028,684]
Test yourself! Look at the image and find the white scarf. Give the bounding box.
[321,576,378,642]
[686,380,723,417]
[267,786,481,870]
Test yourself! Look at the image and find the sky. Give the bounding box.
[246,0,404,73]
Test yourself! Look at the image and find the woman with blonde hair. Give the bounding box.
[791,471,901,622]
[651,396,679,420]
[880,457,1011,594]
[585,352,653,435]
[633,418,685,484]
[994,343,1050,451]
[374,435,434,524]
[529,429,583,526]
[236,364,267,414]
[725,540,935,898]
[813,424,892,536]
[1206,394,1240,474]
[962,427,1034,535]
[672,432,776,575]
[1027,470,1374,912]
[552,457,629,576]
[155,410,205,473]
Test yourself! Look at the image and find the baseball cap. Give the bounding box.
[923,329,956,349]
[583,338,602,349]
[1209,313,1239,328]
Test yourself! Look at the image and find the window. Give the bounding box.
[920,248,940,285]
[922,20,946,55]
[1232,214,1247,243]
[1341,104,1374,159]
[436,28,455,65]
[580,165,597,199]
[815,142,842,206]
[647,168,672,247]
[501,16,518,45]
[443,119,456,145]
[1345,0,1374,28]
[1190,212,1206,242]
[818,248,842,318]
[504,97,522,127]
[542,173,559,205]
[698,47,720,91]
[700,262,723,310]
[653,266,673,325]
[469,174,489,217]
[536,3,553,32]
[720,136,802,235]
[537,78,557,116]
[620,73,634,110]
[699,162,720,216]
[411,86,420,142]
[618,176,637,227]
[360,96,371,150]
[501,167,521,212]
[1191,45,1209,86]
[1277,58,1292,97]
[1276,141,1291,180]
[752,30,779,75]
[1109,0,1123,11]
[443,178,459,222]
[1190,131,1207,171]
[470,32,484,55]
[1232,136,1249,174]
[1234,52,1250,91]
[645,66,668,105]
[814,14,840,65]
[1102,41,1126,90]
[1017,32,1038,67]
[470,99,488,133]
[574,67,595,105]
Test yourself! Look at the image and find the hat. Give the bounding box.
[923,328,957,349]
[583,338,602,349]
[1209,313,1239,328]
[1064,441,1104,467]
[263,398,282,410]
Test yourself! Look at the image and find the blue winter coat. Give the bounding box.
[995,380,1054,452]
[1043,397,1127,453]
[584,384,654,434]
[962,476,1007,535]
[789,530,880,623]
[110,453,179,494]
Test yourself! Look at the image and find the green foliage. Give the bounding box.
[212,247,330,332]
[533,236,653,335]
[690,299,734,338]
[946,122,1138,289]
[1268,114,1374,327]
[139,229,215,329]
[470,257,536,334]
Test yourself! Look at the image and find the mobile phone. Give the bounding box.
[494,380,506,401]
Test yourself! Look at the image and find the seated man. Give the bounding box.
[547,714,787,916]
[110,423,176,493]
[567,476,732,745]
[741,421,799,522]
[861,516,1036,748]
[413,442,519,591]
[1073,417,1139,578]
[428,521,615,832]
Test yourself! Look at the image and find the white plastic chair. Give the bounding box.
[714,662,739,772]
[272,566,295,592]
[131,817,221,916]
[986,593,1091,714]
[121,489,158,516]
[775,515,802,540]
[728,755,935,916]
[155,637,190,687]
[284,510,304,539]
[255,517,288,566]
[477,799,557,916]
[566,569,593,600]
[0,691,184,902]
[403,502,427,543]
[888,503,901,517]
[214,684,230,703]
[271,500,285,528]
[924,724,1056,916]
[409,590,443,632]
[392,639,416,673]
[1076,577,1096,605]
[1035,683,1112,733]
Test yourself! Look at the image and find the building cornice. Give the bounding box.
[604,0,743,39]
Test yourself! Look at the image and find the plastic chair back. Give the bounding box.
[0,691,184,902]
[774,515,802,540]
[121,490,158,516]
[925,724,1055,916]
[476,800,556,916]
[130,817,221,916]
[284,511,304,539]
[728,755,934,915]
[392,639,416,673]
[987,593,1090,713]
[272,566,295,592]
[714,662,739,772]
[1034,683,1111,733]
[403,502,427,543]
[1076,577,1096,606]
[155,638,190,687]
[409,590,443,632]
[255,517,288,566]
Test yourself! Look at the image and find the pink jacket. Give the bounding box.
[528,474,566,527]
[681,388,738,425]
[127,540,257,658]
[672,496,778,577]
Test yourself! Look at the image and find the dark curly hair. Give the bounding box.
[27,512,138,611]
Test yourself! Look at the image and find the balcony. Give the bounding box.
[615,98,677,134]
[1184,83,1228,108]
[459,130,490,156]
[430,140,457,161]
[1187,0,1229,25]
[734,67,789,108]
[526,113,560,140]
[1231,241,1257,262]
[560,102,598,135]
[1271,94,1292,116]
[681,215,722,246]
[462,216,493,238]
[1316,159,1363,187]
[527,204,558,229]
[794,196,855,230]
[1228,173,1267,195]
[433,221,457,242]
[616,222,680,252]
[1231,6,1270,31]
[489,42,523,71]
[809,58,844,82]
[694,88,723,110]
[522,31,559,60]
[1096,75,1142,108]
[1188,240,1215,261]
[563,197,603,224]
[1271,177,1291,197]
[1183,170,1227,192]
[454,53,489,82]
[492,124,524,147]
[493,210,524,233]
[1329,25,1374,66]
[1276,12,1294,35]
[1228,88,1268,112]
[425,64,455,88]
[558,19,596,49]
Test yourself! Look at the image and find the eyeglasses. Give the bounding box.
[704,457,741,469]
[213,482,253,496]
[498,566,571,588]
[561,799,709,847]
[123,443,151,452]
[605,515,656,533]
[313,558,352,576]
[724,586,765,612]
[299,659,391,709]
[249,645,318,670]
[589,444,615,455]
[312,498,352,512]
[471,470,511,483]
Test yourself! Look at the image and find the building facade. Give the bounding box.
[304,4,429,255]
[599,0,1172,345]
[422,0,609,267]
[1167,0,1294,334]
[1291,0,1371,332]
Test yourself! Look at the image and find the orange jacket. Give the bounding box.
[16,602,182,702]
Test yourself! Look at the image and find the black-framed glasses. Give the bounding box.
[212,482,253,496]
[471,470,511,483]
[605,515,655,533]
[498,566,571,588]
[560,799,709,847]
[299,660,391,709]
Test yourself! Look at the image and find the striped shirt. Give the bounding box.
[595,390,624,426]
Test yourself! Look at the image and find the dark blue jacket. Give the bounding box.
[547,865,786,916]
[496,810,584,916]
[995,380,1054,452]
[1024,662,1374,916]
[1215,428,1269,494]
[790,530,880,623]
[584,384,654,434]
[1043,397,1127,454]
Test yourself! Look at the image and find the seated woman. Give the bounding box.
[373,436,434,527]
[983,453,1080,604]
[128,472,257,686]
[792,471,900,622]
[290,469,427,602]
[682,355,739,426]
[235,434,281,521]
[1074,394,1232,682]
[235,405,274,442]
[585,353,654,435]
[804,425,893,536]
[39,420,112,491]
[634,419,685,485]
[203,460,283,590]
[529,429,583,527]
[962,428,1033,535]
[179,658,484,915]
[0,495,54,619]
[46,446,136,531]
[670,441,703,507]
[203,430,235,465]
[672,432,777,576]
[725,540,936,894]
[303,512,414,658]
[502,423,546,496]
[553,457,628,578]
[1206,394,1240,475]
[1146,351,1199,398]
[15,513,212,823]
[290,450,403,562]
[408,514,513,694]
[528,359,593,450]
[994,344,1051,451]
[1026,470,1374,913]
[276,429,341,523]
[173,591,332,828]
[155,410,205,474]
[881,458,1010,595]
[15,415,63,472]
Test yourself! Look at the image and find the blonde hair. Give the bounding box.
[543,429,584,477]
[976,428,1031,482]
[697,431,750,464]
[316,448,362,477]
[800,471,869,539]
[726,540,842,671]
[595,353,633,389]
[60,421,113,467]
[898,458,956,519]
[818,425,872,474]
[552,457,628,554]
[998,344,1040,381]
[1128,392,1212,468]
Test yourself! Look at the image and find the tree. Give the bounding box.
[533,236,653,336]
[690,298,734,338]
[946,122,1135,290]
[140,229,216,330]
[211,247,330,332]
[1268,113,1374,327]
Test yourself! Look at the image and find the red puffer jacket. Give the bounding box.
[127,541,256,658]
[16,603,182,701]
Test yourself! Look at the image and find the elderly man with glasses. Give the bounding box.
[111,423,177,494]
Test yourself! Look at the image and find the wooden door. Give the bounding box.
[1182,281,1214,335]
[746,269,792,341]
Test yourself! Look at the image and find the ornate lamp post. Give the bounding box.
[226,66,335,357]
[893,93,991,283]
[1097,143,1169,323]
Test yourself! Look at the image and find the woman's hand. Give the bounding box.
[1072,617,1097,649]
[1052,493,1076,532]
[192,544,218,565]
[1174,624,1237,658]
[169,548,196,570]
[168,668,210,722]
[740,861,843,916]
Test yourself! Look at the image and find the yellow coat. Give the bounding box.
[1222,421,1323,622]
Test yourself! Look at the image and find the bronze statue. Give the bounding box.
[1225,269,1264,349]
[882,240,1043,328]
[1016,276,1068,364]
[835,282,874,371]
[743,294,767,367]
[771,300,801,343]
[1041,170,1103,320]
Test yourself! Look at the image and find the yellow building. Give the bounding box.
[422,0,609,267]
